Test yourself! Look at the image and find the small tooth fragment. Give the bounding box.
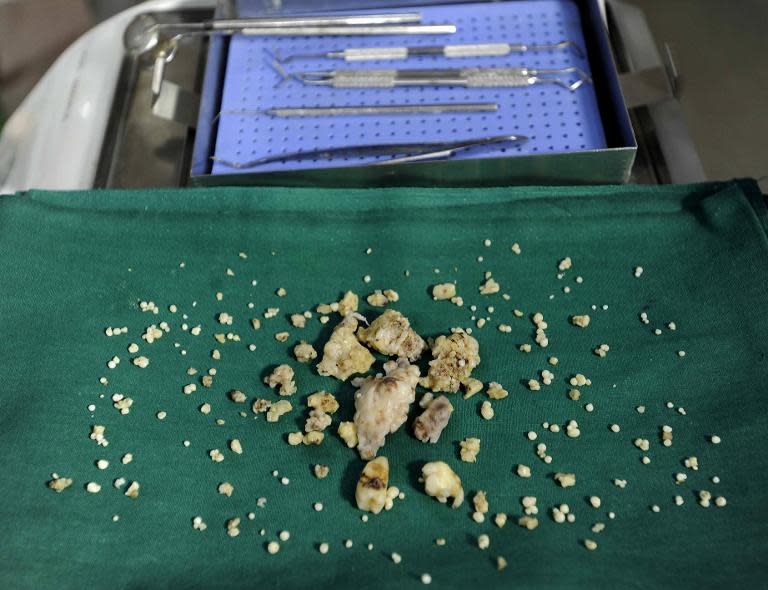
[432,283,457,300]
[48,475,73,492]
[518,516,539,530]
[554,472,576,487]
[571,315,591,328]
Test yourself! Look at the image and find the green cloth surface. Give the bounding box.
[1,180,767,589]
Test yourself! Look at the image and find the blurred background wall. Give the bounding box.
[0,0,141,120]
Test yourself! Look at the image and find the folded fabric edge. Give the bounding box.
[3,179,764,219]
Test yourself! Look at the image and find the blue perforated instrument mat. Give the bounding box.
[210,0,606,175]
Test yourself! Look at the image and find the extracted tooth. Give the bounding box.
[432,283,456,301]
[263,364,296,396]
[317,314,374,381]
[462,378,483,399]
[266,400,292,423]
[338,421,358,448]
[357,309,426,361]
[304,409,331,433]
[422,461,464,508]
[419,330,480,393]
[459,437,481,463]
[413,395,454,443]
[479,277,500,295]
[48,475,73,493]
[293,341,318,363]
[554,472,576,487]
[356,457,389,515]
[486,382,508,400]
[307,391,339,414]
[338,291,359,316]
[384,485,400,511]
[571,315,591,328]
[354,358,419,459]
[473,491,489,514]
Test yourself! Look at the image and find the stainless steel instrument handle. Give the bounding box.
[264,103,498,117]
[298,67,570,88]
[210,13,422,29]
[339,43,511,61]
[276,39,586,63]
[443,43,511,57]
[315,68,462,87]
[327,68,534,88]
[342,47,410,61]
[240,24,456,36]
[326,69,400,87]
[461,68,533,87]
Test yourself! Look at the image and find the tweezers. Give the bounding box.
[211,134,527,169]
